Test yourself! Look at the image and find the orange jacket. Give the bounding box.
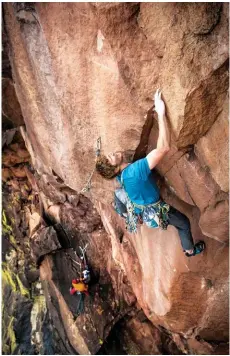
[70,279,89,295]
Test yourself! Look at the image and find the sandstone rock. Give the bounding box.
[19,127,49,176]
[119,317,162,355]
[176,152,221,211]
[60,200,102,237]
[185,3,222,35]
[164,165,195,206]
[4,2,228,202]
[187,338,214,355]
[138,3,175,58]
[2,78,24,128]
[2,128,17,147]
[3,2,229,351]
[17,147,31,159]
[31,226,61,262]
[157,3,228,146]
[29,212,42,237]
[10,166,27,179]
[47,204,61,224]
[24,166,39,192]
[163,152,229,243]
[37,175,67,205]
[4,3,144,199]
[195,93,229,192]
[178,60,229,148]
[66,193,80,207]
[2,148,28,167]
[2,168,13,182]
[199,200,229,243]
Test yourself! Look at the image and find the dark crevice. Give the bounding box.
[133,105,155,162]
[128,3,140,23]
[97,316,128,355]
[2,6,13,79]
[51,169,64,184]
[194,3,222,36]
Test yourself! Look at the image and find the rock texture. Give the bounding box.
[195,93,229,193]
[3,2,229,355]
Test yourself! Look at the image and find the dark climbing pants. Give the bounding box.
[167,206,194,251]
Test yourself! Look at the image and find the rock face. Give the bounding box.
[3,2,229,355]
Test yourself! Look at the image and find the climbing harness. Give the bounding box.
[117,173,170,233]
[80,137,101,193]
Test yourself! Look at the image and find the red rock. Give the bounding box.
[176,153,220,212]
[3,2,229,351]
[187,338,214,354]
[29,212,42,237]
[2,78,24,128]
[199,200,229,243]
[2,168,13,182]
[10,166,27,179]
[31,226,61,262]
[2,148,28,167]
[195,94,229,193]
[177,59,228,148]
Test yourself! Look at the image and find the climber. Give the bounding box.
[70,273,90,318]
[70,252,90,296]
[95,89,205,257]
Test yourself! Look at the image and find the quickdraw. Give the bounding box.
[80,137,101,193]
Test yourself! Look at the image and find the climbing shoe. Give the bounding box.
[185,241,205,257]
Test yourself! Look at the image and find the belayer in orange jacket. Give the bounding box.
[70,278,89,296]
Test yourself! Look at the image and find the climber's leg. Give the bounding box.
[167,206,194,251]
[167,206,205,256]
[185,241,205,257]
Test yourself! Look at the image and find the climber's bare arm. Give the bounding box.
[146,89,170,170]
[146,145,169,170]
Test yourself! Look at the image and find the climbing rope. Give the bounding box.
[80,137,101,194]
[66,243,89,275]
[75,293,85,316]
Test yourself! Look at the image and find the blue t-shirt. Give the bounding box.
[117,157,160,207]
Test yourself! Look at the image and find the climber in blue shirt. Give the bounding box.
[116,157,160,206]
[96,89,205,257]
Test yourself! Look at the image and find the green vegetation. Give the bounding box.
[2,264,17,292]
[2,210,12,235]
[15,274,30,298]
[2,316,17,355]
[2,263,30,298]
[2,263,31,354]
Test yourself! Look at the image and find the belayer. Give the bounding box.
[96,89,205,257]
[70,267,91,318]
[70,268,90,296]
